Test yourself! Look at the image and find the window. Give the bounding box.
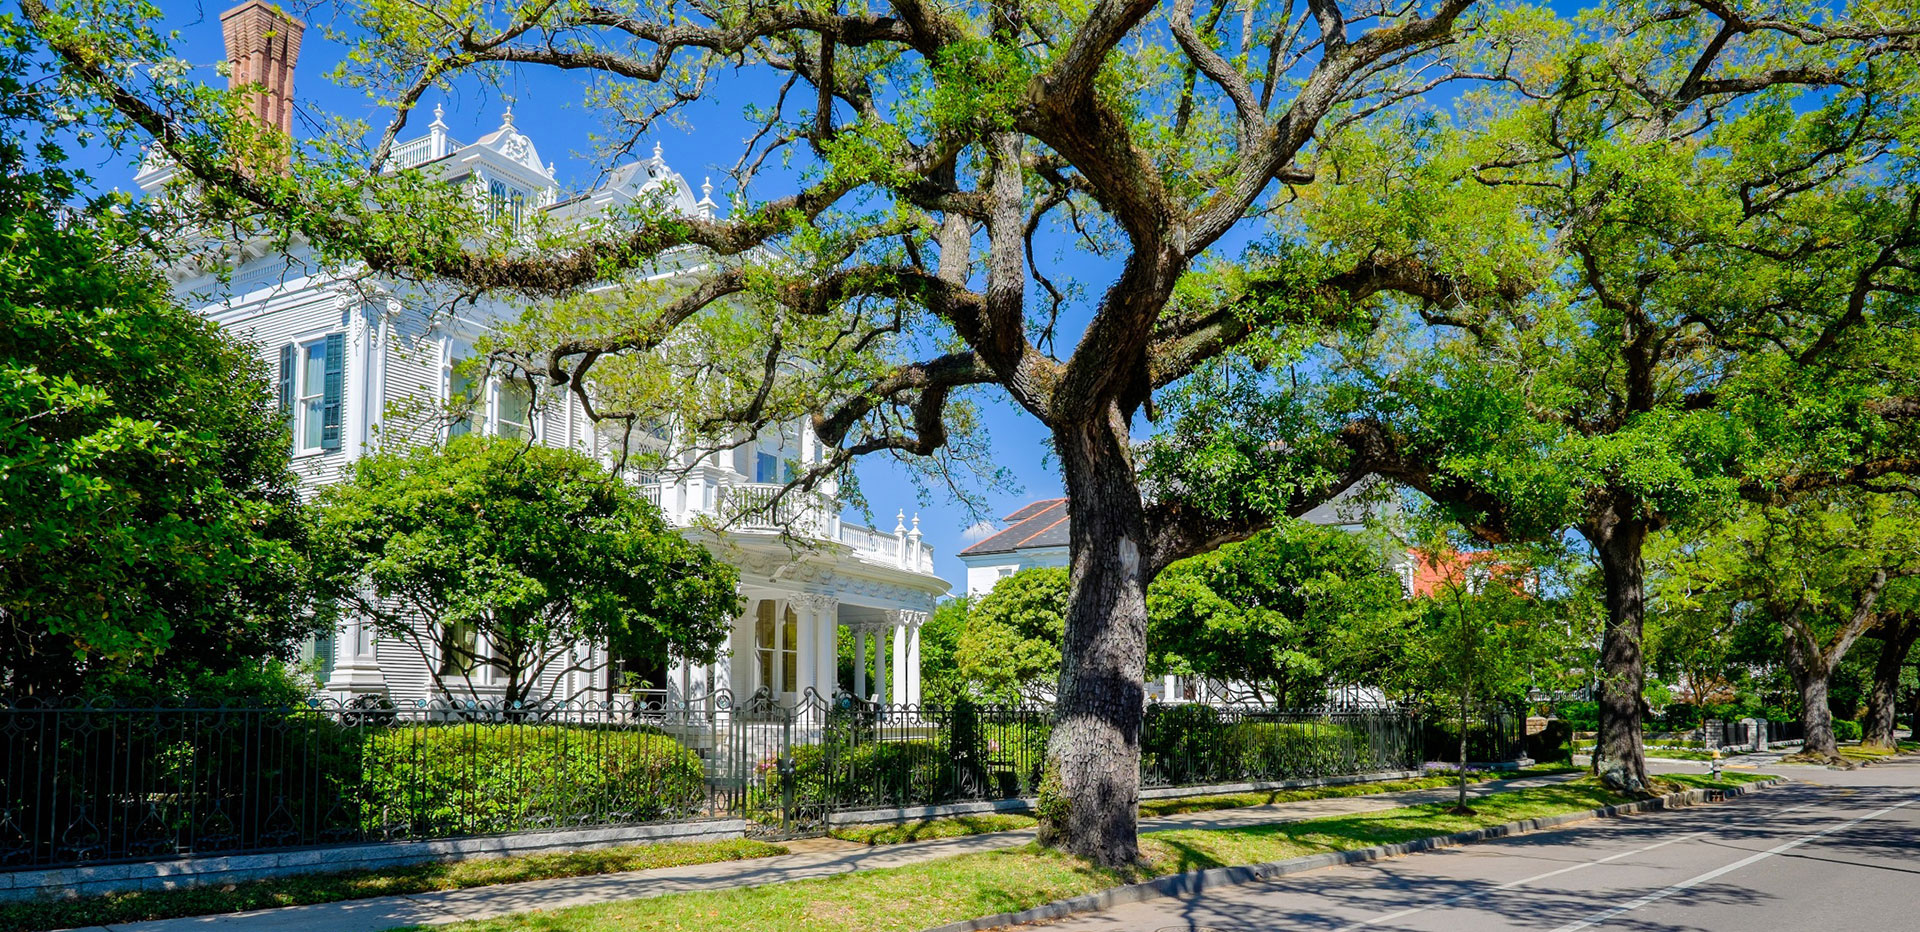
[488,179,526,227]
[751,600,799,694]
[280,333,342,454]
[496,378,532,439]
[755,451,778,483]
[998,567,1015,579]
[440,621,480,677]
[446,364,478,439]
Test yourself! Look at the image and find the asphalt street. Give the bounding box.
[1030,756,1920,932]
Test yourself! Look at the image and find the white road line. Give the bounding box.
[1327,798,1824,932]
[1546,797,1917,932]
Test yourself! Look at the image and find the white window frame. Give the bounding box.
[293,336,330,455]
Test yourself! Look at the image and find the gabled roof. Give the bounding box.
[959,498,1070,556]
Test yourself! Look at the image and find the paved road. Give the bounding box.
[1032,757,1920,932]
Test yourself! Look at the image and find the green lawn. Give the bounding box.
[0,838,786,932]
[419,776,1759,932]
[833,764,1583,845]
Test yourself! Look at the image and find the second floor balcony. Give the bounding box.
[639,478,934,575]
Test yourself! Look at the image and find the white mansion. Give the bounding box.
[143,2,950,710]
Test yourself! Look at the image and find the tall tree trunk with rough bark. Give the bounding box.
[1863,615,1917,749]
[1587,513,1651,792]
[1786,632,1839,760]
[1044,412,1151,867]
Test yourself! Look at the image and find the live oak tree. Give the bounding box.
[308,436,741,706]
[31,0,1920,862]
[1657,492,1920,761]
[1862,608,1920,748]
[1312,1,1920,789]
[1144,520,1409,706]
[26,0,1532,864]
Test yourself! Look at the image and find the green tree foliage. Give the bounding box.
[955,568,1068,704]
[309,437,741,705]
[1145,521,1408,706]
[1410,564,1544,813]
[31,0,1920,863]
[0,27,311,698]
[1655,492,1920,760]
[1306,4,1920,791]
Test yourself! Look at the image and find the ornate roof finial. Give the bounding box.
[701,176,713,199]
[652,140,664,163]
[910,513,922,535]
[895,510,908,535]
[501,104,515,127]
[430,102,446,128]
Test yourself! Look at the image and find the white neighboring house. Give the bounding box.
[143,2,949,709]
[958,481,1415,704]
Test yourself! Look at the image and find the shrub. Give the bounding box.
[1832,719,1863,742]
[1557,701,1599,731]
[361,725,704,836]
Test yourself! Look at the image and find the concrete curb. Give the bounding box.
[921,776,1787,932]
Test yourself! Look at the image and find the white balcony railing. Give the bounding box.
[639,476,935,574]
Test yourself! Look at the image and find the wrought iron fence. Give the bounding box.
[1418,705,1528,764]
[1141,704,1420,787]
[5,691,1432,869]
[0,696,729,870]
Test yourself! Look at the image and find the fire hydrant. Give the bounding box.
[1710,748,1722,781]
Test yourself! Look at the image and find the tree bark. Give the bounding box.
[1588,514,1650,792]
[1787,635,1838,759]
[1862,615,1916,749]
[1044,410,1150,868]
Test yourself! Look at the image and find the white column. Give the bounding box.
[854,630,868,700]
[891,612,908,706]
[874,625,890,708]
[906,613,924,706]
[815,596,839,699]
[793,600,816,700]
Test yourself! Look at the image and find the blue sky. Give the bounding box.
[93,1,1076,588]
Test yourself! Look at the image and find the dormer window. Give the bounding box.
[488,179,526,226]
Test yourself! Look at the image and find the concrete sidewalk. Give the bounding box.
[70,771,1581,932]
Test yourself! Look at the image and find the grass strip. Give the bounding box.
[0,838,786,932]
[419,775,1762,932]
[833,764,1583,846]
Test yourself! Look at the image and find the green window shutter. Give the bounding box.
[278,343,295,414]
[321,332,345,450]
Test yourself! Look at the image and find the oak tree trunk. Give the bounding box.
[1789,649,1839,760]
[1043,412,1149,868]
[1589,517,1650,792]
[1863,618,1917,749]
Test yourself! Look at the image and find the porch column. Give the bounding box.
[905,612,924,706]
[874,624,890,708]
[890,611,908,706]
[329,605,387,697]
[854,629,868,700]
[814,596,839,699]
[792,599,815,700]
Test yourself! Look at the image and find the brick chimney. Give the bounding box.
[220,1,304,136]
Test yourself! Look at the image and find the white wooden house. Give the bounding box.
[139,2,949,710]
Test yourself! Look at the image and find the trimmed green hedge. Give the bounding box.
[361,725,706,836]
[1833,718,1863,742]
